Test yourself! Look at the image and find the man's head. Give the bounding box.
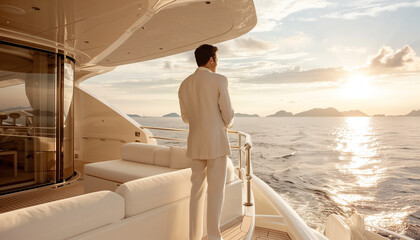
[194,44,218,72]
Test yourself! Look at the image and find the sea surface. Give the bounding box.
[134,117,420,239]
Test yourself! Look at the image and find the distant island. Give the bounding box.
[406,110,420,116]
[267,110,293,117]
[128,114,141,118]
[268,107,368,117]
[235,113,259,117]
[132,108,420,118]
[341,110,368,117]
[267,108,420,117]
[163,112,180,117]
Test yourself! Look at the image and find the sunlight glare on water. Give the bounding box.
[332,117,412,233]
[334,117,385,189]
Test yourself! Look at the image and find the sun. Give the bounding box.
[340,74,374,99]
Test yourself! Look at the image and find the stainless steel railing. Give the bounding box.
[82,136,127,143]
[140,126,254,206]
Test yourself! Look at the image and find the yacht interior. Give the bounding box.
[0,0,414,239]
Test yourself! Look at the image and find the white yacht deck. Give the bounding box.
[0,160,88,214]
[0,159,291,240]
[0,180,84,214]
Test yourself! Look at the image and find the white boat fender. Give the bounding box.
[347,213,367,240]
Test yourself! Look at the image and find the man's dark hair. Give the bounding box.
[194,44,218,67]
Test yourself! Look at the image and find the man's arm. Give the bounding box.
[218,76,234,129]
[178,88,189,124]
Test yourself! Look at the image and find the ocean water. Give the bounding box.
[134,117,420,239]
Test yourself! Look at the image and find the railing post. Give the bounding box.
[238,133,242,179]
[244,143,253,206]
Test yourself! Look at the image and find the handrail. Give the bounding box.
[140,126,189,132]
[149,136,186,142]
[82,136,126,143]
[140,125,254,206]
[365,224,415,240]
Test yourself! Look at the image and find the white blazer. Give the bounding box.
[178,67,234,159]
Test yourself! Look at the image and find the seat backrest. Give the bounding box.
[115,168,192,218]
[0,191,124,240]
[121,143,159,165]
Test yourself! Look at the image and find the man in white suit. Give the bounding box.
[178,44,234,240]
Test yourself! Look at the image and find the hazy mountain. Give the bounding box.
[341,110,369,117]
[235,113,259,117]
[406,110,420,116]
[163,112,180,117]
[295,107,343,117]
[267,110,293,117]
[128,114,141,118]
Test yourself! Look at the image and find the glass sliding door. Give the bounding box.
[0,41,74,194]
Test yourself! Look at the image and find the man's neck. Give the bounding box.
[201,64,216,73]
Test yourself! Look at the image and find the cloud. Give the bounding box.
[218,36,277,58]
[233,36,274,51]
[242,66,349,84]
[253,0,330,31]
[278,32,312,50]
[252,19,278,32]
[327,45,367,54]
[163,61,173,70]
[218,33,310,60]
[238,45,420,85]
[324,1,420,20]
[295,17,317,22]
[365,45,420,74]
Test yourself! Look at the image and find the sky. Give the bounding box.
[81,0,420,117]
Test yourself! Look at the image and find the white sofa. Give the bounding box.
[84,143,238,193]
[0,190,125,240]
[0,143,243,240]
[83,143,242,238]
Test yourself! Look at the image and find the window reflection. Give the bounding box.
[0,42,73,194]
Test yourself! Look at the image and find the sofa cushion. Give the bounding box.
[115,168,192,218]
[0,191,124,240]
[170,146,192,169]
[84,160,177,183]
[121,143,156,164]
[226,157,236,183]
[153,145,170,167]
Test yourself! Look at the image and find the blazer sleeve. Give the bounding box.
[178,87,189,124]
[218,76,234,129]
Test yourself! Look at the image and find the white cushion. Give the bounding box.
[121,143,156,164]
[170,146,192,169]
[153,145,170,167]
[0,191,124,240]
[115,168,192,218]
[84,160,177,183]
[226,157,237,183]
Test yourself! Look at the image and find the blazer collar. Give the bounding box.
[196,67,212,73]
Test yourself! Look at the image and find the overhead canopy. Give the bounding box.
[0,0,257,82]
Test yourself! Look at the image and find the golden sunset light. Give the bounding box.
[340,74,375,99]
[1,1,419,240]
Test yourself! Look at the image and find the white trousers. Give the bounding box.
[189,156,227,240]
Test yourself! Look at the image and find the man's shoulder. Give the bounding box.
[200,71,227,82]
[213,72,227,80]
[180,73,194,86]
